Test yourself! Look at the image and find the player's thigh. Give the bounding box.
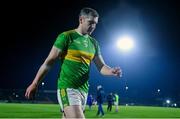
[57,88,87,111]
[64,105,85,118]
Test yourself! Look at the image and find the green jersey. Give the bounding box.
[115,94,119,103]
[54,30,101,93]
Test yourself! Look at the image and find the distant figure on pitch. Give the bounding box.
[96,85,105,117]
[107,92,114,112]
[114,93,119,112]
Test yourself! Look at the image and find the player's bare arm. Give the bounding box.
[93,55,122,77]
[25,46,62,99]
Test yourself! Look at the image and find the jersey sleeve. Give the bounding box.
[95,40,101,56]
[53,33,69,51]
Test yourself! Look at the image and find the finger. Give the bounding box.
[112,70,120,76]
[27,91,31,99]
[112,68,116,73]
[117,72,121,77]
[115,69,121,74]
[113,71,120,76]
[115,67,120,70]
[25,89,28,97]
[115,67,121,72]
[26,90,33,99]
[119,73,122,77]
[116,68,121,72]
[25,91,29,99]
[116,70,122,77]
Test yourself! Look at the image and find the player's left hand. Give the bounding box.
[111,67,122,78]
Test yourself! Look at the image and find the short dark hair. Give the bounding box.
[79,7,99,18]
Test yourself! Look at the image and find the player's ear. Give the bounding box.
[79,16,86,24]
[79,16,83,24]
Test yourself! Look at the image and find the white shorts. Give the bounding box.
[57,88,88,112]
[114,102,119,106]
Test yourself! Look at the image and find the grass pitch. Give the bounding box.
[0,103,180,118]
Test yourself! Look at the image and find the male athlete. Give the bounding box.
[114,93,119,112]
[25,7,122,118]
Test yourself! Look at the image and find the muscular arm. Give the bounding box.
[25,46,62,99]
[93,55,122,77]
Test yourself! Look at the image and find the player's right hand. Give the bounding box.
[25,83,37,99]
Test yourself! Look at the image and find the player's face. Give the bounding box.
[80,16,98,35]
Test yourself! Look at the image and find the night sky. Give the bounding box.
[1,0,180,102]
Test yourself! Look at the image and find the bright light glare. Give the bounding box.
[166,100,170,104]
[42,82,45,86]
[117,36,134,51]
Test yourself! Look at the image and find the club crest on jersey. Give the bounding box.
[83,40,88,47]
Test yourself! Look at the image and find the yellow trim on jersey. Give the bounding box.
[65,49,94,65]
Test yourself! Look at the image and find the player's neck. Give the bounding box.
[75,28,88,38]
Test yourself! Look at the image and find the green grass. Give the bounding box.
[0,103,180,118]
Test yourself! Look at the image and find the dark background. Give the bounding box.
[1,0,180,104]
